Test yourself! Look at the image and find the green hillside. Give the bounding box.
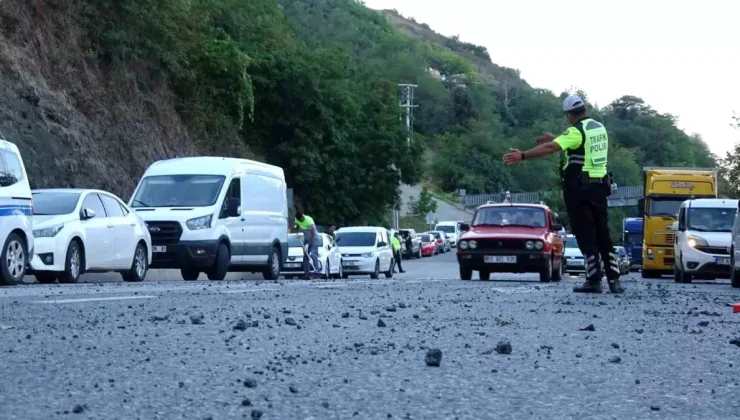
[0,0,721,237]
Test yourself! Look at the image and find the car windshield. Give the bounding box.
[687,207,735,232]
[335,232,376,247]
[32,191,81,215]
[419,234,433,242]
[473,206,546,228]
[436,225,455,233]
[648,198,684,217]
[623,232,642,245]
[566,237,579,248]
[288,234,324,247]
[131,175,226,208]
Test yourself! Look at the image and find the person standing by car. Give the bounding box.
[295,211,321,278]
[392,232,405,274]
[502,95,622,294]
[326,224,337,240]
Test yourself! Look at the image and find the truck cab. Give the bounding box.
[622,217,643,271]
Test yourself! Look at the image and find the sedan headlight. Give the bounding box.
[459,241,468,249]
[535,241,544,250]
[687,236,708,248]
[186,215,212,230]
[33,224,63,238]
[526,241,534,250]
[362,252,374,258]
[469,240,477,249]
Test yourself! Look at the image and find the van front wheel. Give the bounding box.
[207,242,229,281]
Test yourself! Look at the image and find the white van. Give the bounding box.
[129,157,288,281]
[434,221,461,247]
[0,140,33,285]
[672,198,736,283]
[335,226,394,279]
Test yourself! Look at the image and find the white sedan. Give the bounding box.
[29,189,152,284]
[282,233,343,279]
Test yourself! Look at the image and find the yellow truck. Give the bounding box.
[638,167,718,278]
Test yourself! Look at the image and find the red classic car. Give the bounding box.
[456,202,565,282]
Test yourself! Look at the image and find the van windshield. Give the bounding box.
[436,225,455,233]
[687,207,735,232]
[131,175,226,208]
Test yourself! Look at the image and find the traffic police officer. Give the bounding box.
[503,95,623,294]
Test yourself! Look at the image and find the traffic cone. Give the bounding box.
[733,303,740,313]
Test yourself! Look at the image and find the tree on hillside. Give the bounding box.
[721,113,740,197]
[409,187,438,217]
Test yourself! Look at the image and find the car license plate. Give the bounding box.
[285,263,301,268]
[569,259,584,266]
[716,257,730,266]
[484,255,516,264]
[152,246,167,253]
[343,260,358,265]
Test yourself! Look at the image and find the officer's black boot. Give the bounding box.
[606,251,624,294]
[573,254,603,293]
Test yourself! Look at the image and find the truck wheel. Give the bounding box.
[262,245,280,281]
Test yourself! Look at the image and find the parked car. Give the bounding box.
[614,246,631,275]
[335,226,394,279]
[399,228,422,259]
[434,221,461,247]
[282,233,342,279]
[419,233,438,257]
[427,231,451,253]
[563,234,584,275]
[29,189,152,284]
[456,202,564,282]
[730,199,740,288]
[0,140,33,286]
[129,157,288,281]
[673,198,736,283]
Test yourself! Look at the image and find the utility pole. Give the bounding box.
[391,84,418,230]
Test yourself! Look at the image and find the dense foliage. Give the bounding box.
[721,113,740,197]
[77,0,720,234]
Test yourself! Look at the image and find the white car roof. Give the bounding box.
[33,188,115,196]
[336,226,385,233]
[682,198,738,208]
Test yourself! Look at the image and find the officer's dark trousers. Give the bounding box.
[563,181,620,281]
[394,250,404,272]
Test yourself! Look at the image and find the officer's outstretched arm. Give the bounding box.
[503,142,562,164]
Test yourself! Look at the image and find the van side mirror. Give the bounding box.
[226,198,240,217]
[637,198,645,217]
[551,223,563,231]
[378,241,387,247]
[669,221,678,231]
[82,208,96,220]
[460,223,470,232]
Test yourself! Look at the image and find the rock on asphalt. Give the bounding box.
[1,252,740,419]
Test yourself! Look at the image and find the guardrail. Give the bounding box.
[464,185,644,208]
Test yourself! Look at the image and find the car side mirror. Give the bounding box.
[551,223,563,231]
[460,223,470,232]
[669,221,678,231]
[82,208,96,220]
[378,241,387,247]
[226,198,240,217]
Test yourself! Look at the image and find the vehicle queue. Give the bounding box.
[0,140,457,286]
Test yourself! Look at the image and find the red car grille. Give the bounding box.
[475,238,527,250]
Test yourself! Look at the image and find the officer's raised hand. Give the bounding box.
[535,132,556,145]
[503,148,523,165]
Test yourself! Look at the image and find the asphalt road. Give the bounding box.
[2,251,740,419]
